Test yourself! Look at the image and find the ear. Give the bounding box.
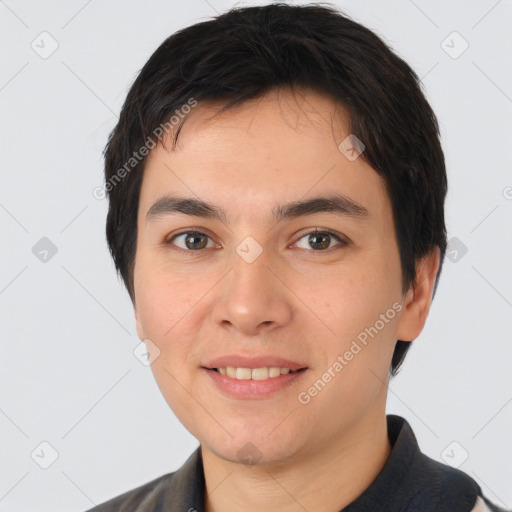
[396,247,441,342]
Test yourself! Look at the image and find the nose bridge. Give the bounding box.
[212,239,292,334]
[230,238,276,305]
[232,241,272,294]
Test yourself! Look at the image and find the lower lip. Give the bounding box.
[203,368,308,399]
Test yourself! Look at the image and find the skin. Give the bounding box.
[133,88,440,512]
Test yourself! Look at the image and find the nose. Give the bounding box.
[210,248,293,336]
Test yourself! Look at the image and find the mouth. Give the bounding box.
[202,356,309,398]
[208,366,307,381]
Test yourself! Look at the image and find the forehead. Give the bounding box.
[139,88,390,222]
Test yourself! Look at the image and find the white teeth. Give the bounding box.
[269,367,281,378]
[236,367,252,380]
[215,366,299,380]
[251,367,269,380]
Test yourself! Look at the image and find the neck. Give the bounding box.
[202,407,391,512]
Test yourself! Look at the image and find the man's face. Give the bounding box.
[133,89,408,465]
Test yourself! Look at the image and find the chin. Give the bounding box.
[198,422,308,468]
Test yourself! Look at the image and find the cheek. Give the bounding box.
[135,259,204,338]
[316,258,401,374]
[321,266,384,330]
[134,265,206,421]
[134,255,224,370]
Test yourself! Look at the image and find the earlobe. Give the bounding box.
[396,247,441,342]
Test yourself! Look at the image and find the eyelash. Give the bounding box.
[165,228,349,254]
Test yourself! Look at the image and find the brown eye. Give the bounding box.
[169,231,214,251]
[294,230,347,251]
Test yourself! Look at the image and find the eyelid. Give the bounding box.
[292,227,349,245]
[165,227,215,243]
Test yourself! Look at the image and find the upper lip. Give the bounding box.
[203,355,307,371]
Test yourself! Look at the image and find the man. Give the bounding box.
[88,3,506,511]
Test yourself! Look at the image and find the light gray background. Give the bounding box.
[1,0,511,510]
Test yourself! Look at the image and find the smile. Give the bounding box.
[213,366,302,380]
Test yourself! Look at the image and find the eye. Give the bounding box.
[168,231,217,251]
[294,229,348,251]
[166,229,348,252]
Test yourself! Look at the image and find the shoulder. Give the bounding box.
[82,447,204,512]
[471,495,511,512]
[408,451,508,512]
[382,416,508,512]
[84,472,176,512]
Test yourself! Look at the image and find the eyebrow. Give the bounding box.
[146,194,369,224]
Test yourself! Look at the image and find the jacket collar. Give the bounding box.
[162,445,205,512]
[163,415,480,512]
